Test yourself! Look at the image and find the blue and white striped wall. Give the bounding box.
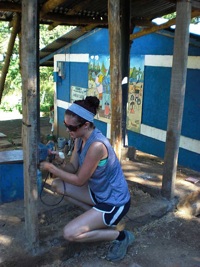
[53,28,200,172]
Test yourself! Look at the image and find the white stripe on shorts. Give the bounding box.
[109,205,124,226]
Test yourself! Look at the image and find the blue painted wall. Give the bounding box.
[55,28,200,172]
[142,66,171,129]
[70,29,110,54]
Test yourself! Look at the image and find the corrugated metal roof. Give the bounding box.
[0,0,200,66]
[1,1,199,25]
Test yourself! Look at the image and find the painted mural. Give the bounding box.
[127,56,145,133]
[70,54,144,132]
[88,55,111,123]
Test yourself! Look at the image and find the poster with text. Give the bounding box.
[70,86,88,102]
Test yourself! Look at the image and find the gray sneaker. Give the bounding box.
[106,230,135,262]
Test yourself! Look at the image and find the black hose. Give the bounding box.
[39,171,66,206]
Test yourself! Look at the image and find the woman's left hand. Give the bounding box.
[39,161,51,172]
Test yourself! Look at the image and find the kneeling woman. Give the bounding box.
[40,96,134,262]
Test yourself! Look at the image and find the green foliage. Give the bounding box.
[191,17,199,24]
[40,24,74,49]
[0,101,13,112]
[0,21,10,51]
[0,22,72,113]
[163,13,199,24]
[163,13,176,20]
[15,102,22,114]
[0,26,22,96]
[40,103,52,113]
[40,66,54,110]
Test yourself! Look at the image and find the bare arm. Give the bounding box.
[40,141,107,186]
[60,139,79,173]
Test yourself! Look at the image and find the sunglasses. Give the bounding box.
[63,121,85,132]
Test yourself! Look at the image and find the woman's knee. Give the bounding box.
[63,224,77,242]
[51,178,65,194]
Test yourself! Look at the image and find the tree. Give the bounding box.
[0,21,71,110]
[0,15,20,103]
[163,12,199,24]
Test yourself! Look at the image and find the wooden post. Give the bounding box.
[21,0,40,250]
[108,0,122,159]
[121,0,131,147]
[161,0,191,200]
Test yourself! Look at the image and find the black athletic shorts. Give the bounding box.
[89,188,131,226]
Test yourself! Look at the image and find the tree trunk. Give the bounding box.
[0,13,20,104]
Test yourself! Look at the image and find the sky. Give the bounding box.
[152,18,200,36]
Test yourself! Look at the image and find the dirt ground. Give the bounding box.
[0,114,200,267]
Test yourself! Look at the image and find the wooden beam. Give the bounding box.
[0,1,107,26]
[192,0,200,9]
[161,0,191,200]
[108,0,122,159]
[80,24,97,32]
[131,19,154,27]
[40,0,67,18]
[21,0,40,250]
[41,0,95,18]
[130,18,176,40]
[44,13,108,26]
[47,0,95,30]
[0,13,20,104]
[0,2,21,12]
[130,10,200,40]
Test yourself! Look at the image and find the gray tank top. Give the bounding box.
[76,128,130,206]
